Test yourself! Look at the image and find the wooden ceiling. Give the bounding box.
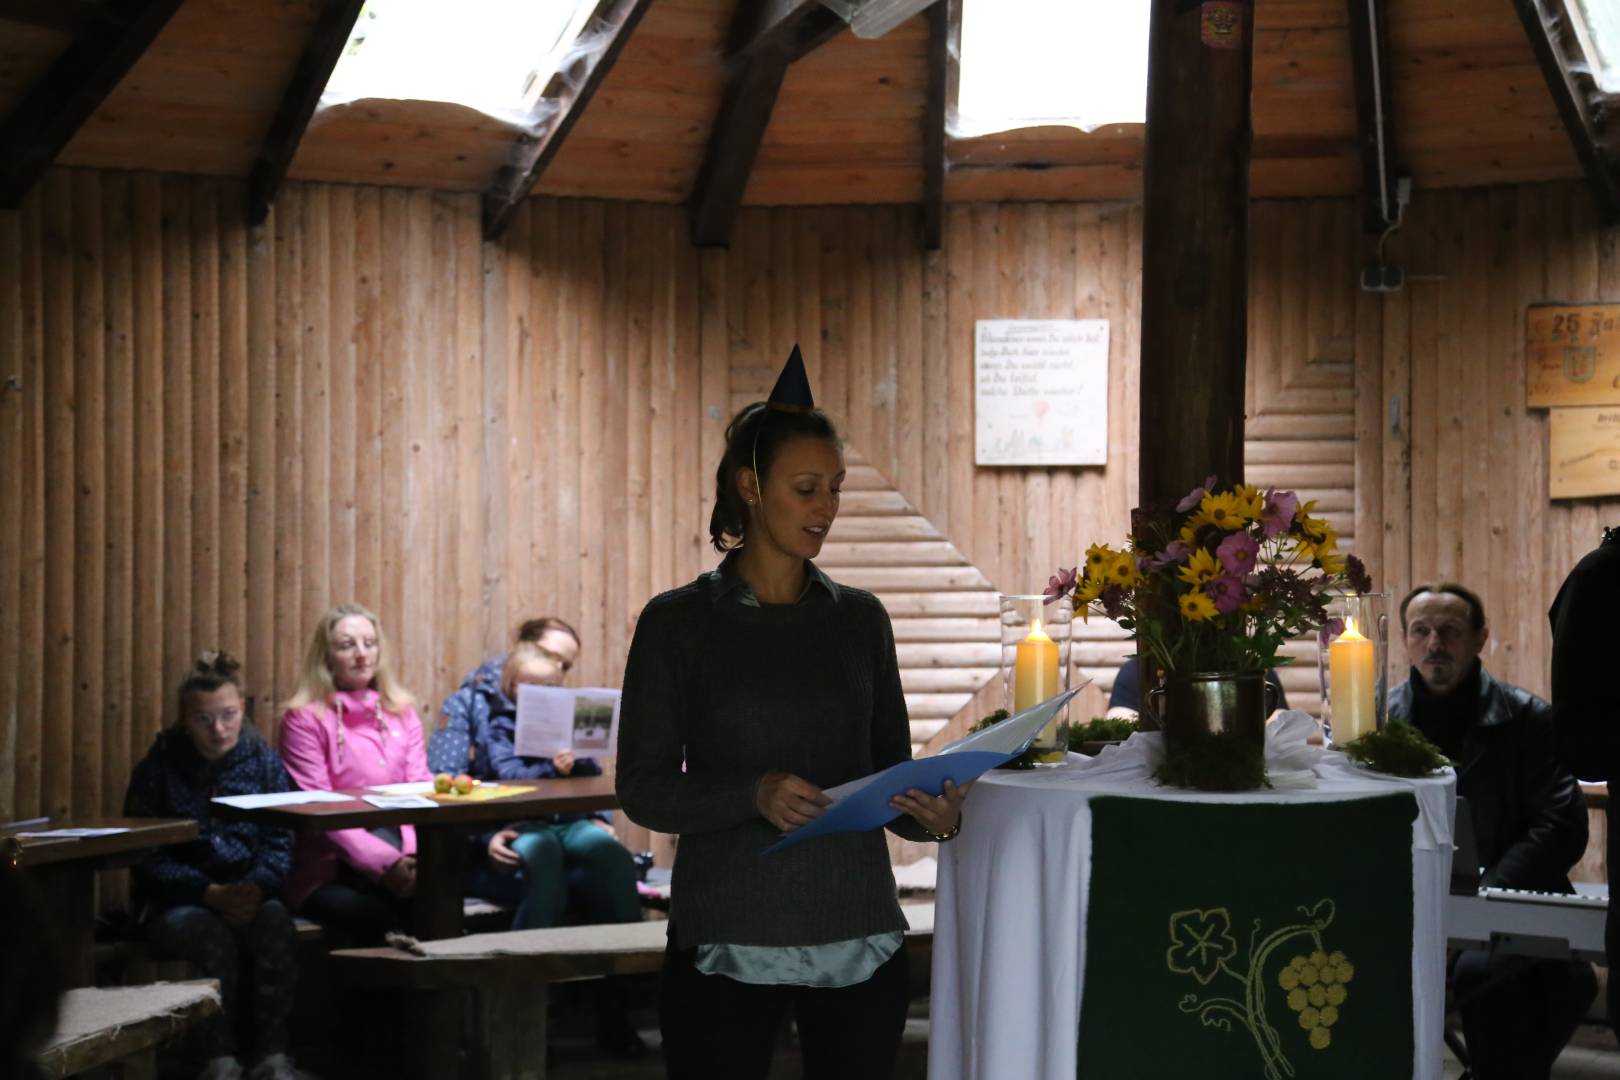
[0,0,1587,209]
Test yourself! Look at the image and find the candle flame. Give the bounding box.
[1345,615,1359,636]
[1026,618,1053,642]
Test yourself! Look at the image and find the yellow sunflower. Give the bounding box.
[1075,574,1105,605]
[1105,552,1141,589]
[1234,483,1265,519]
[1198,490,1252,531]
[1177,547,1220,587]
[1085,543,1116,577]
[1179,589,1218,621]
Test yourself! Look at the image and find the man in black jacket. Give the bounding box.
[1387,582,1595,1080]
[1549,526,1620,1042]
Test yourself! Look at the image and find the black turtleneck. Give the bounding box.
[1406,659,1484,762]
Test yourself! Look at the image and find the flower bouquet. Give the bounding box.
[1045,476,1373,770]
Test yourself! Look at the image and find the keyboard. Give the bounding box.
[1446,885,1608,963]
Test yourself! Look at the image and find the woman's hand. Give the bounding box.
[381,854,418,898]
[553,749,576,776]
[487,829,522,871]
[755,772,831,832]
[203,881,261,927]
[890,779,972,839]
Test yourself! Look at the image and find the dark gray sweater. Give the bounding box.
[616,557,928,948]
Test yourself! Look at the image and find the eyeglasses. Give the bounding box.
[189,708,243,728]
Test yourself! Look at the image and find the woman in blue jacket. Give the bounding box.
[124,652,304,1080]
[442,640,639,931]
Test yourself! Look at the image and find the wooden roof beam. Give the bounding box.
[1345,0,1403,234]
[481,0,655,241]
[1513,0,1620,225]
[727,0,847,66]
[921,1,948,250]
[245,0,366,227]
[690,0,847,247]
[0,0,115,34]
[0,0,183,208]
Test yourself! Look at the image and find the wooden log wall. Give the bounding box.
[7,169,1609,868]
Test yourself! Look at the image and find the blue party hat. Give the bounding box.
[767,344,815,411]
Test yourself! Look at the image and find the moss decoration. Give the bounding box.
[1340,721,1450,778]
[1152,731,1270,792]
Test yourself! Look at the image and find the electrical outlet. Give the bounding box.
[1360,263,1405,292]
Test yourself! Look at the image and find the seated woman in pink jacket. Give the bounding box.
[278,602,430,944]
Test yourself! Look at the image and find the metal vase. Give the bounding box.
[1147,671,1273,753]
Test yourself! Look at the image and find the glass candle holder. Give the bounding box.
[1317,593,1389,747]
[1000,593,1074,751]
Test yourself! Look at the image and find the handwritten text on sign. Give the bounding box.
[975,319,1109,466]
[1549,405,1620,499]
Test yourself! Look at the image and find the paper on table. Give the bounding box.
[368,781,438,796]
[13,828,131,838]
[211,791,353,810]
[764,687,1081,854]
[362,794,438,810]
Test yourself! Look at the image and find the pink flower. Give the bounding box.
[1317,616,1346,648]
[1044,566,1078,605]
[1205,574,1248,614]
[1216,532,1259,577]
[1176,474,1220,514]
[1260,488,1298,538]
[1141,540,1191,572]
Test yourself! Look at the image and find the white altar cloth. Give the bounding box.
[927,737,1455,1079]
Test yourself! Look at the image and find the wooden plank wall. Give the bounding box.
[16,171,1611,865]
[1364,182,1620,700]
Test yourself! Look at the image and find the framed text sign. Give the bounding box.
[975,319,1109,466]
[1526,303,1620,407]
[1550,405,1620,499]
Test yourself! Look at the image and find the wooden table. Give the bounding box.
[2,817,199,987]
[209,776,619,941]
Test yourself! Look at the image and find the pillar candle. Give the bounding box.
[1329,618,1376,743]
[1014,619,1061,717]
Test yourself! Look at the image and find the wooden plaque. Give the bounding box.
[1550,405,1620,499]
[1526,303,1620,407]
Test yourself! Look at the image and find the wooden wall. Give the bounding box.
[4,169,1613,863]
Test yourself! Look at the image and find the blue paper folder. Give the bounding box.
[762,686,1080,854]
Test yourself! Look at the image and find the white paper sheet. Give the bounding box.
[211,790,352,810]
[515,685,621,759]
[13,828,131,838]
[368,781,438,795]
[362,794,438,809]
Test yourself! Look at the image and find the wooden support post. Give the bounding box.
[1137,0,1255,506]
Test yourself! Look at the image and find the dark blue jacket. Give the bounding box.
[123,728,295,910]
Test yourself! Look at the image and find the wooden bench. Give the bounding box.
[37,980,220,1079]
[330,902,936,1080]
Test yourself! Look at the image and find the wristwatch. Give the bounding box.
[927,816,962,843]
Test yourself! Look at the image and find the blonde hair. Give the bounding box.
[500,640,564,701]
[283,602,415,715]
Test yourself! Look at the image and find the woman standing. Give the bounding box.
[616,348,968,1079]
[124,652,305,1080]
[278,603,430,944]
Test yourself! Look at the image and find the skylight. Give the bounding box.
[950,0,1150,139]
[1567,0,1620,95]
[320,0,602,132]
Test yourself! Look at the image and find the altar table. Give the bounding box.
[928,740,1454,1080]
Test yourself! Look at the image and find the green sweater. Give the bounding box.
[616,556,928,948]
